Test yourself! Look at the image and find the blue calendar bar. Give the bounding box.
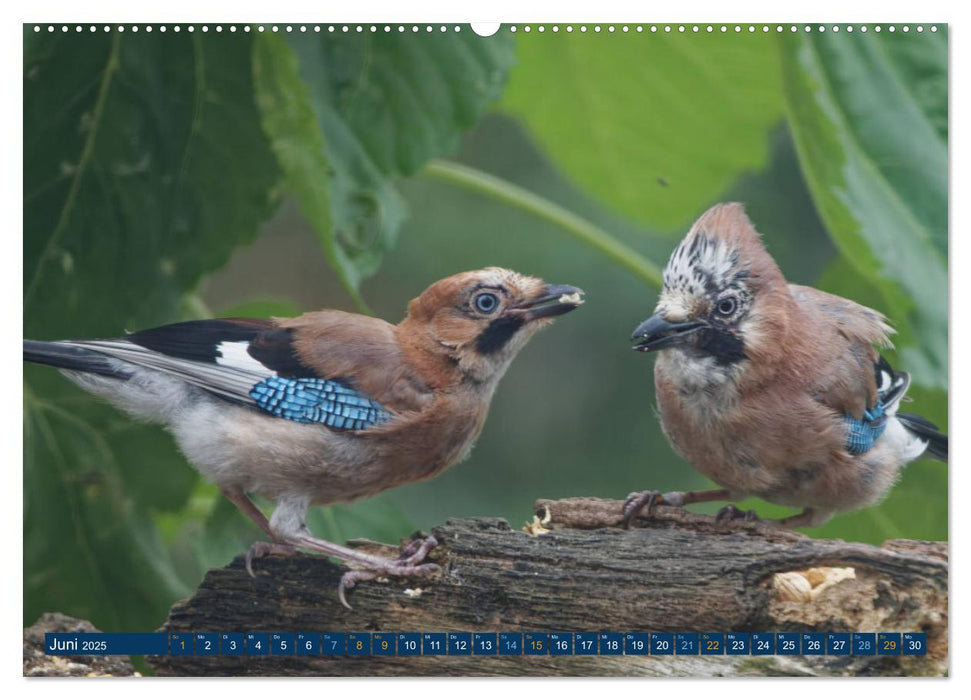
[372,633,396,656]
[853,632,876,655]
[221,633,244,655]
[574,632,598,655]
[448,632,472,655]
[700,632,724,655]
[625,632,649,656]
[524,632,549,655]
[296,633,320,656]
[347,633,370,656]
[170,632,193,655]
[878,632,902,656]
[777,632,800,655]
[422,632,446,655]
[726,632,750,655]
[550,632,572,655]
[43,631,929,656]
[903,633,926,656]
[271,632,294,655]
[246,633,269,656]
[676,632,700,654]
[321,633,345,655]
[802,632,825,655]
[499,632,522,654]
[474,632,498,655]
[195,633,218,656]
[651,632,674,655]
[398,633,421,656]
[45,633,169,656]
[599,632,623,655]
[752,632,774,655]
[827,633,851,656]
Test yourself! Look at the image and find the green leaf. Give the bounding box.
[24,389,192,629]
[23,29,282,629]
[500,29,785,230]
[254,29,515,303]
[24,30,282,338]
[780,30,947,388]
[252,33,365,307]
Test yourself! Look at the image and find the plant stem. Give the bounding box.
[184,293,215,320]
[422,159,663,288]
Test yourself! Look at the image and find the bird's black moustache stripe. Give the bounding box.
[697,327,747,366]
[475,316,524,355]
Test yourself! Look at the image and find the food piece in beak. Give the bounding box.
[518,285,585,321]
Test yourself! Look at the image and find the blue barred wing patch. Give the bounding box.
[250,376,392,430]
[843,402,887,455]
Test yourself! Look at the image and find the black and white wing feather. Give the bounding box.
[28,319,392,431]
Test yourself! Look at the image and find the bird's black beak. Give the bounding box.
[516,284,585,321]
[631,314,704,352]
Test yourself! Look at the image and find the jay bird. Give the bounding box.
[625,203,947,530]
[23,267,584,606]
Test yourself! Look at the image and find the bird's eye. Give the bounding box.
[473,292,500,314]
[716,296,737,316]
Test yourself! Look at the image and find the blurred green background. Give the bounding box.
[24,24,947,633]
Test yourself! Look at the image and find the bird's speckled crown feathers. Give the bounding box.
[662,203,785,302]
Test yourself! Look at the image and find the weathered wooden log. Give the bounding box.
[148,497,948,676]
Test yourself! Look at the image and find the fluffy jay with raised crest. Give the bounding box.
[24,267,584,606]
[626,203,946,529]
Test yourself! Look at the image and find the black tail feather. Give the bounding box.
[24,340,132,380]
[898,412,948,462]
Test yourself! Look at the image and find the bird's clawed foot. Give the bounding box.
[338,561,441,610]
[622,490,665,528]
[624,490,686,528]
[715,504,761,524]
[245,540,299,577]
[397,532,440,566]
[337,533,442,609]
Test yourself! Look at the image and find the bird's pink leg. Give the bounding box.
[243,496,440,608]
[623,488,733,528]
[219,487,276,540]
[219,488,300,573]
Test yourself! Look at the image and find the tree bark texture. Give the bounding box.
[148,497,948,677]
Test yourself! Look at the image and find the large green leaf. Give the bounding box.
[500,29,785,231]
[252,33,359,305]
[24,389,194,630]
[781,30,947,389]
[254,29,515,302]
[25,30,282,338]
[24,29,282,629]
